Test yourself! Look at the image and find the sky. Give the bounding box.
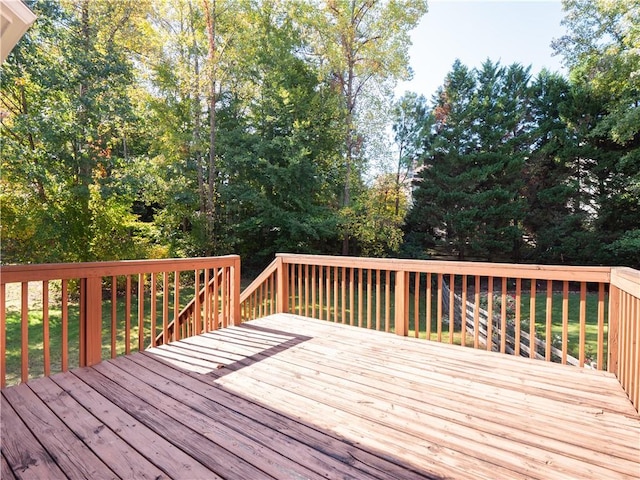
[396,0,568,100]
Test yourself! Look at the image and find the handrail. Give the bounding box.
[156,268,225,346]
[240,258,279,304]
[0,256,240,387]
[275,253,612,282]
[608,266,640,411]
[240,258,280,321]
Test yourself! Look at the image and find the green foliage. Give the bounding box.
[406,60,529,261]
[3,0,637,268]
[1,0,157,263]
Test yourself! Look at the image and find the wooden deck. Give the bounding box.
[2,314,639,479]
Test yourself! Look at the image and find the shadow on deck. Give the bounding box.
[2,314,639,479]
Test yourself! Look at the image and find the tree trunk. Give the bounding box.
[203,0,218,255]
[188,1,207,221]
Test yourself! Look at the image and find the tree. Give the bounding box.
[391,92,429,216]
[301,0,428,254]
[405,60,530,261]
[521,71,591,263]
[218,2,344,268]
[1,0,155,263]
[553,0,640,267]
[143,0,243,256]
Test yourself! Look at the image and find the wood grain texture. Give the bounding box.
[2,314,639,480]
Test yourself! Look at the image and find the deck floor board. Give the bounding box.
[2,313,639,479]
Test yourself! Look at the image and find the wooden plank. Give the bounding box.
[130,351,429,480]
[449,274,455,343]
[247,345,638,478]
[597,283,605,370]
[259,345,640,476]
[546,280,553,361]
[3,384,117,478]
[0,283,5,388]
[318,264,324,320]
[414,272,420,338]
[580,281,587,367]
[61,279,68,371]
[216,357,527,479]
[85,276,103,366]
[285,332,639,427]
[474,277,480,348]
[28,376,167,480]
[366,268,372,329]
[194,270,200,335]
[358,268,363,327]
[95,359,328,480]
[258,316,638,416]
[437,274,443,342]
[150,272,157,346]
[51,371,219,479]
[42,281,50,376]
[334,266,339,324]
[1,452,16,480]
[349,267,354,326]
[299,263,304,316]
[213,267,220,329]
[394,271,408,336]
[376,269,381,331]
[562,281,569,364]
[307,264,311,318]
[76,366,271,479]
[311,264,317,319]
[425,272,432,340]
[514,278,521,355]
[125,275,132,354]
[461,275,467,346]
[500,277,507,353]
[530,280,537,359]
[1,394,66,479]
[385,270,390,333]
[111,276,117,357]
[174,270,180,339]
[486,277,493,351]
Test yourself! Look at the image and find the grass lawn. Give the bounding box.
[291,287,608,367]
[4,282,195,386]
[5,279,609,386]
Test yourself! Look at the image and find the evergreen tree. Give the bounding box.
[406,60,529,261]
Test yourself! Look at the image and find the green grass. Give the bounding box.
[4,283,195,386]
[288,286,608,367]
[6,277,609,386]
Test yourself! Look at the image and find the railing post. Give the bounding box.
[82,277,103,367]
[395,270,409,336]
[276,257,289,314]
[230,256,241,326]
[608,284,620,375]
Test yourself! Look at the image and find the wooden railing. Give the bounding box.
[0,256,240,387]
[240,253,640,411]
[609,267,640,411]
[155,266,235,346]
[2,252,637,411]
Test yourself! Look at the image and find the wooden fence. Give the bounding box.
[0,256,240,387]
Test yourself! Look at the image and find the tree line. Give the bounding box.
[405,0,639,267]
[1,0,638,270]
